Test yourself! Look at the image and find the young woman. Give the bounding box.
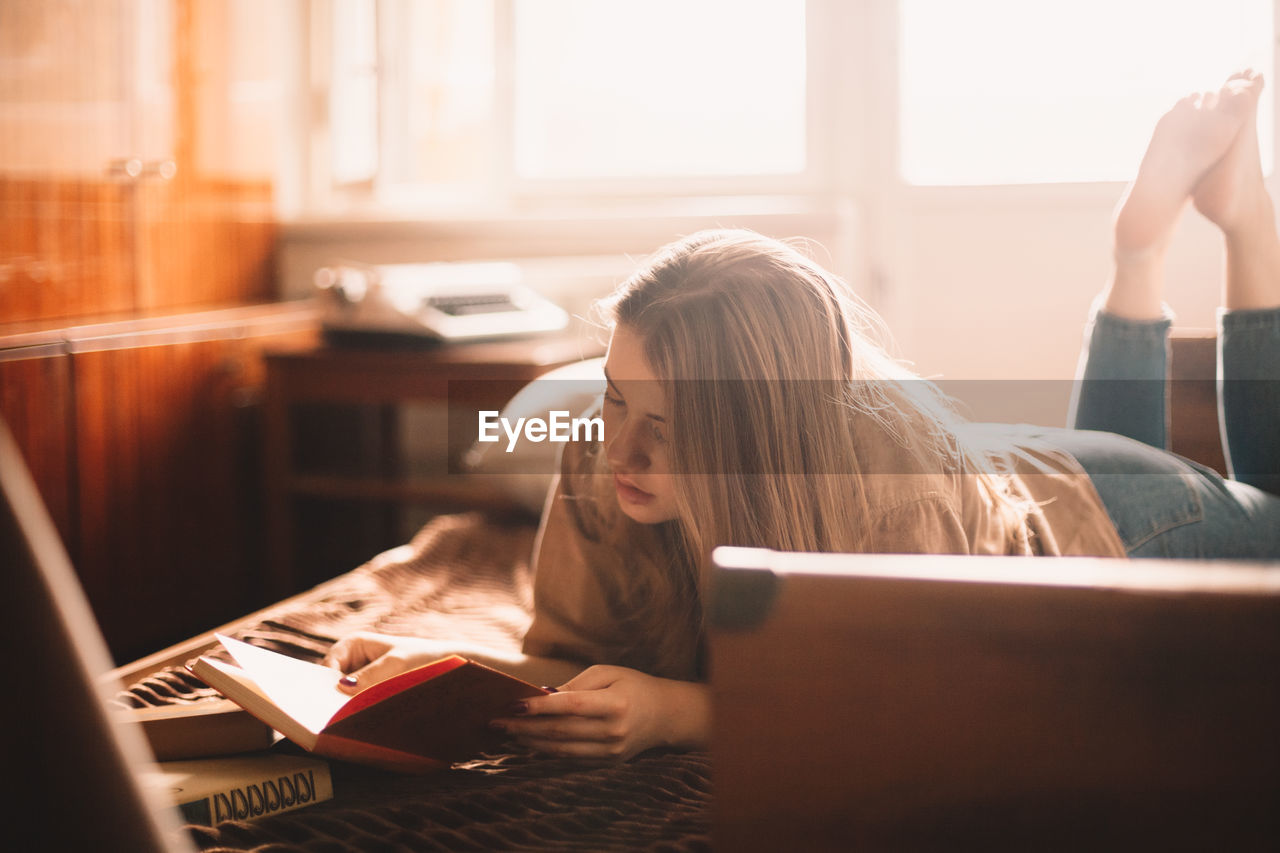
[326,71,1280,760]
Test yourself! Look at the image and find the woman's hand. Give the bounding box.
[323,631,457,694]
[489,665,710,761]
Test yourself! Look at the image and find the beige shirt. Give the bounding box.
[522,421,1125,681]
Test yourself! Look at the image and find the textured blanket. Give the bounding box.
[116,513,712,852]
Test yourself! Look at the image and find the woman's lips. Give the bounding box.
[614,475,655,505]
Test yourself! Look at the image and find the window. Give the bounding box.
[310,0,1278,211]
[319,0,809,209]
[898,0,1274,186]
[329,0,379,185]
[511,0,806,182]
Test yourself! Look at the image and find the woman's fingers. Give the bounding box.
[556,664,627,692]
[487,666,675,762]
[493,713,621,743]
[336,653,412,694]
[322,633,408,694]
[322,632,384,671]
[520,685,625,719]
[493,674,633,755]
[515,665,631,716]
[516,737,631,760]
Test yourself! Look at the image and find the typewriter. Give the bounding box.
[315,261,569,342]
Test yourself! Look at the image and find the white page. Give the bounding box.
[216,634,350,734]
[194,657,313,745]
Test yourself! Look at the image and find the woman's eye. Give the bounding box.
[651,423,667,444]
[604,393,625,408]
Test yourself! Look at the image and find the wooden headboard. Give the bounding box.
[1169,328,1225,475]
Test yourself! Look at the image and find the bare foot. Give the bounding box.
[1104,72,1265,319]
[1189,72,1280,311]
[1113,73,1262,254]
[1193,70,1268,233]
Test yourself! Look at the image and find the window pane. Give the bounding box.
[900,0,1274,185]
[512,0,806,181]
[395,0,495,189]
[330,0,378,185]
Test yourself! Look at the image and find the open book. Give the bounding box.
[189,635,548,773]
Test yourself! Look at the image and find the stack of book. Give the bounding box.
[116,678,334,825]
[118,633,549,824]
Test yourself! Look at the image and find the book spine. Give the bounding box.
[175,766,333,824]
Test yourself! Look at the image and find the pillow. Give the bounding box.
[463,357,605,514]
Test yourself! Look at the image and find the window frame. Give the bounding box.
[284,0,1280,238]
[292,0,849,215]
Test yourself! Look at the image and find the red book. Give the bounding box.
[190,635,547,773]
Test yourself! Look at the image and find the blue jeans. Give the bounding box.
[1053,306,1280,558]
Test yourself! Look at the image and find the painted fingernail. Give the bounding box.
[539,685,559,693]
[508,701,529,715]
[339,674,359,687]
[488,720,506,732]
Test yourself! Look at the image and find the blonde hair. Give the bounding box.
[575,229,1026,676]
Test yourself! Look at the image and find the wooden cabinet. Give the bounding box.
[0,306,319,661]
[0,1,299,661]
[0,345,76,549]
[0,0,143,326]
[0,0,280,326]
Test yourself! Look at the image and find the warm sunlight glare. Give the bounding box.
[512,0,807,180]
[900,0,1274,185]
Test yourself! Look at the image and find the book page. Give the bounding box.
[216,635,350,734]
[192,658,315,747]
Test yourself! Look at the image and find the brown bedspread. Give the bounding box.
[116,513,711,852]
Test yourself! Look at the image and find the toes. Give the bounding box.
[1167,93,1200,117]
[1223,69,1265,100]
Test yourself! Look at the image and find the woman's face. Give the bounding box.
[602,325,679,524]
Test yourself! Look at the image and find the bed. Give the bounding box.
[111,511,711,852]
[105,329,1232,850]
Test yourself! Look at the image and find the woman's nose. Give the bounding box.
[605,419,649,472]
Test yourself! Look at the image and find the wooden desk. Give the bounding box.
[262,334,600,597]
